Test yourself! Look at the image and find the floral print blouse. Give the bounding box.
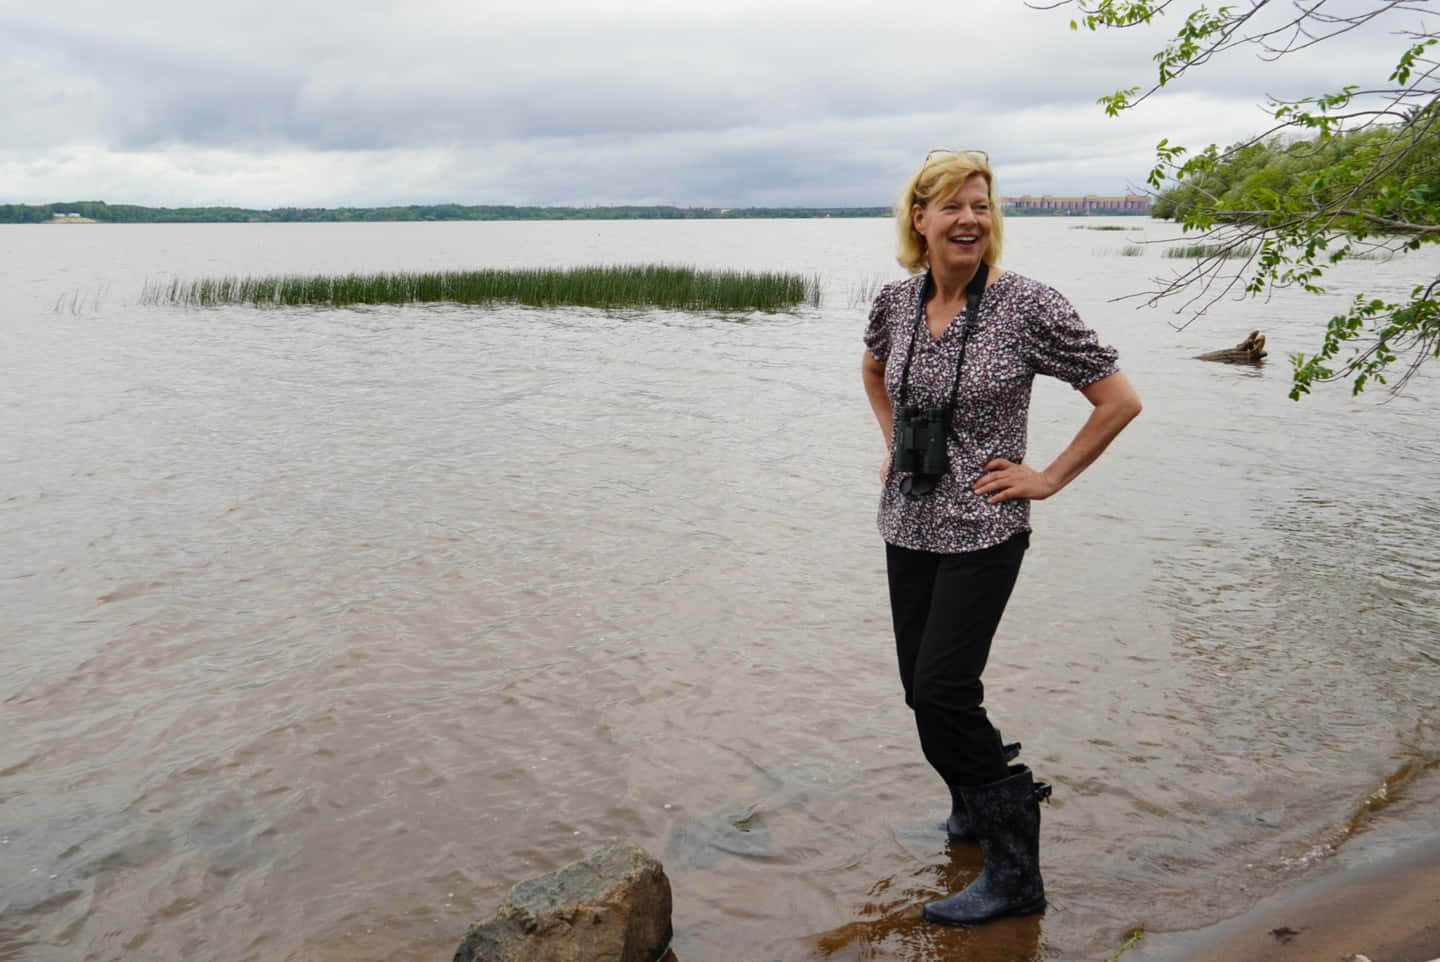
[864,270,1120,553]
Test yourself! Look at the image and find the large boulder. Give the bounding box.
[453,841,673,962]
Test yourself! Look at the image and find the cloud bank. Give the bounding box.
[0,0,1418,207]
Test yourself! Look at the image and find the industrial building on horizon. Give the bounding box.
[1004,194,1152,213]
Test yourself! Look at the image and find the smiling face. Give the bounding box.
[912,173,992,279]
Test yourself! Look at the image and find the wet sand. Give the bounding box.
[1130,837,1440,962]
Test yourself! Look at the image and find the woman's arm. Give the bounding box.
[973,370,1141,504]
[862,353,894,479]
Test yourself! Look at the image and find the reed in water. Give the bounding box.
[141,264,822,312]
[1162,242,1255,259]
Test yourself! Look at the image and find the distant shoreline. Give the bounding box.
[5,201,1154,224]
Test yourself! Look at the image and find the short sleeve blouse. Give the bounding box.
[863,270,1120,553]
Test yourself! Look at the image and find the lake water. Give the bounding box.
[2,218,1437,962]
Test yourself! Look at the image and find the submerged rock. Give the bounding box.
[453,841,672,962]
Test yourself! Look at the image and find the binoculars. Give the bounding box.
[895,405,950,496]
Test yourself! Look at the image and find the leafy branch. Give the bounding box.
[1034,0,1440,397]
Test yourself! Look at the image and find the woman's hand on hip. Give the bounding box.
[880,453,891,482]
[974,458,1059,503]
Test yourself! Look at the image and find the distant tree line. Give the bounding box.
[0,201,894,224]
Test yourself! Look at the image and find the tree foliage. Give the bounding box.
[1039,0,1440,398]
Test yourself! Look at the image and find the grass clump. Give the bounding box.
[141,264,822,312]
[1162,243,1255,259]
[1106,928,1145,962]
[849,274,888,309]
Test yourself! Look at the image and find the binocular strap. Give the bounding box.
[888,262,990,496]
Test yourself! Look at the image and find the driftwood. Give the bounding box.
[1197,330,1267,365]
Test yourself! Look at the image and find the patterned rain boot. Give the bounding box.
[926,764,1050,925]
[944,740,1021,842]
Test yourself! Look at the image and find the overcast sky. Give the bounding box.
[0,0,1423,208]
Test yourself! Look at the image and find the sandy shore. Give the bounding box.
[1128,836,1440,962]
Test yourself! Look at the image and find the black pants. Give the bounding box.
[884,531,1029,789]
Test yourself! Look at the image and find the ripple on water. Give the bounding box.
[4,221,1439,961]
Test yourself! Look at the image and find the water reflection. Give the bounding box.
[809,847,1042,962]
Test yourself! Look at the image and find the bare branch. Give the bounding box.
[1337,211,1440,233]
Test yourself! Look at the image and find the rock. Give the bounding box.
[453,841,673,962]
[1196,330,1268,364]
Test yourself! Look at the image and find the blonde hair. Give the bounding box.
[894,152,1005,273]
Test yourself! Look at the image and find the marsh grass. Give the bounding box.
[1162,243,1255,259]
[52,283,109,315]
[848,273,888,309]
[141,264,822,312]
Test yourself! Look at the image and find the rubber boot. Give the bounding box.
[944,741,1022,842]
[925,764,1050,926]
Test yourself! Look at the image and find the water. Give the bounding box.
[2,218,1437,962]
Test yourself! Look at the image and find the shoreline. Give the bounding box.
[1,203,1155,224]
[1127,836,1440,962]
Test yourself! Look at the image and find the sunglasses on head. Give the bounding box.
[924,148,990,166]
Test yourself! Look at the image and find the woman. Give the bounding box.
[861,150,1141,926]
